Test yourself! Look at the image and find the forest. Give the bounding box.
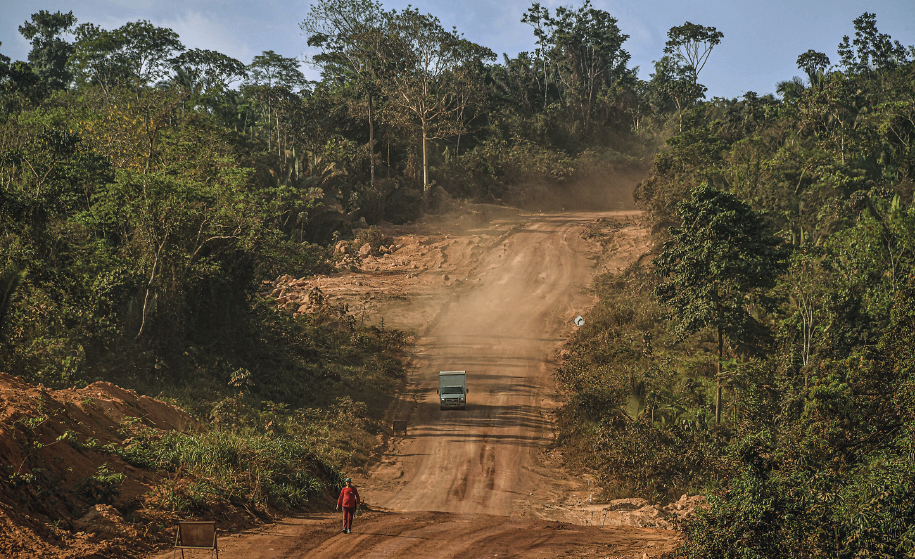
[1,1,914,556]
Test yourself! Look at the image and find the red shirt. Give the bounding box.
[337,486,360,509]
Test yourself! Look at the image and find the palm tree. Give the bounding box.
[776,76,806,102]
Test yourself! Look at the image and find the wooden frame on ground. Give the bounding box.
[173,521,218,558]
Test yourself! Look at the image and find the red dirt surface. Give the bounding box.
[156,510,676,558]
[0,373,200,558]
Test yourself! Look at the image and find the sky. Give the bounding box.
[1,0,914,99]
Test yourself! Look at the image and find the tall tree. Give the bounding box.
[650,54,706,132]
[654,184,787,424]
[170,48,247,96]
[18,10,77,91]
[521,2,552,109]
[69,20,184,96]
[302,0,387,188]
[838,12,909,75]
[662,22,722,132]
[545,0,632,133]
[663,22,723,86]
[244,51,307,152]
[383,7,494,199]
[0,44,43,109]
[796,49,830,87]
[245,51,306,90]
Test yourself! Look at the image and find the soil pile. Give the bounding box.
[261,206,530,332]
[0,372,200,558]
[579,494,708,530]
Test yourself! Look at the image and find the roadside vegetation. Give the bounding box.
[557,12,915,558]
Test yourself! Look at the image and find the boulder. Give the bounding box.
[359,243,373,257]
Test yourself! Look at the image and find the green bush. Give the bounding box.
[76,463,126,505]
[556,265,729,501]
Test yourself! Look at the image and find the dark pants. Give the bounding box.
[342,506,355,531]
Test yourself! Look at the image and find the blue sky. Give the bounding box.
[1,0,913,99]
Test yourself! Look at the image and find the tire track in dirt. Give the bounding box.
[364,213,648,520]
[185,511,676,558]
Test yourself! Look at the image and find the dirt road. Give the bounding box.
[368,213,613,517]
[151,210,672,558]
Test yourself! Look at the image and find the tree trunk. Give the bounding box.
[368,92,375,187]
[276,107,282,159]
[422,121,429,202]
[716,323,723,425]
[136,239,166,341]
[543,55,548,109]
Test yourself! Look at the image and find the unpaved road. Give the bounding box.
[151,210,672,558]
[368,213,618,516]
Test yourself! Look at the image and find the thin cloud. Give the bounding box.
[159,11,255,64]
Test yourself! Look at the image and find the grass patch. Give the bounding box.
[118,428,335,512]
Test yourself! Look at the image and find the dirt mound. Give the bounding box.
[580,494,708,530]
[0,372,199,558]
[258,206,530,331]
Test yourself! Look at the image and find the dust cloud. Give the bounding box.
[514,164,647,212]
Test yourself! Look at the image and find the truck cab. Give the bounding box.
[438,371,468,410]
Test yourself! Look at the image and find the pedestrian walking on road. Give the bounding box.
[335,477,361,534]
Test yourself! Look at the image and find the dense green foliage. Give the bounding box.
[118,427,337,511]
[558,11,915,557]
[655,184,787,424]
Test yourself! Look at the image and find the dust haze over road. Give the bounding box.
[370,214,605,516]
[152,209,674,558]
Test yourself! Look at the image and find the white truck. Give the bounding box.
[438,371,468,410]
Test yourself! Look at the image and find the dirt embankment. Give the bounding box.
[0,373,224,558]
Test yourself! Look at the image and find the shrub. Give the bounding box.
[77,463,126,505]
[119,428,335,511]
